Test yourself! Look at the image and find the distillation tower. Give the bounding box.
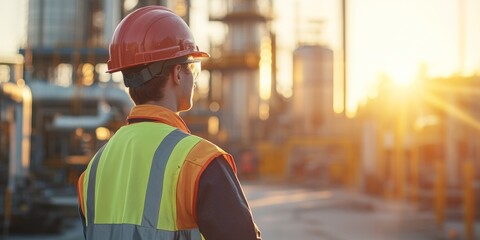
[205,0,273,146]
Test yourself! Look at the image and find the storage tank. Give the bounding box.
[292,45,333,135]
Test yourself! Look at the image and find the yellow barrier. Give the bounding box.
[410,146,420,203]
[256,137,354,187]
[434,161,445,227]
[463,160,475,240]
[256,141,286,177]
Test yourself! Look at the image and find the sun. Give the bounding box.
[391,76,414,86]
[384,62,417,87]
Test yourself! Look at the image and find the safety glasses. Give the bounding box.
[182,61,201,81]
[123,56,201,88]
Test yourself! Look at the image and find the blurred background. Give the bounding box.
[0,0,479,239]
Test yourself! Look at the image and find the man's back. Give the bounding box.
[78,6,261,239]
[81,122,205,238]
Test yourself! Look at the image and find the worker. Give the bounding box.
[77,6,261,240]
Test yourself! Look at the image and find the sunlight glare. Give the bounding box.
[249,190,331,208]
[421,91,480,131]
[384,63,416,87]
[259,37,272,100]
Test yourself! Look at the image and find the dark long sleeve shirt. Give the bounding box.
[197,157,261,240]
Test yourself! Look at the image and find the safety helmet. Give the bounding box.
[107,6,209,83]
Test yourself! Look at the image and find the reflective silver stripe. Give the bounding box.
[142,129,188,228]
[87,224,201,240]
[86,144,107,226]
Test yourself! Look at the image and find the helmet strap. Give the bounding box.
[123,61,165,88]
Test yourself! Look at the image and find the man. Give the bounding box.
[77,6,261,240]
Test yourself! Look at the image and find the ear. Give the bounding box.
[172,64,182,85]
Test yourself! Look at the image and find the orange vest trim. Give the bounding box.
[175,139,236,229]
[77,172,86,215]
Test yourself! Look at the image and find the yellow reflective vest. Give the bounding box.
[77,105,235,239]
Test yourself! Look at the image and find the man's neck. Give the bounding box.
[145,97,178,113]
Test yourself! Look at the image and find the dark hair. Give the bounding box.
[124,64,175,105]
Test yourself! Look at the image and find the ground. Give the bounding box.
[7,182,479,240]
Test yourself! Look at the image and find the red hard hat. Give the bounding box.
[107,6,209,73]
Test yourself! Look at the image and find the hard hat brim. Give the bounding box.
[191,51,210,59]
[106,51,210,73]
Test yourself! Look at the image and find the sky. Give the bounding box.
[2,0,480,115]
[273,0,480,115]
[0,0,27,55]
[346,0,480,112]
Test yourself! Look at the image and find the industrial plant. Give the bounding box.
[0,0,478,238]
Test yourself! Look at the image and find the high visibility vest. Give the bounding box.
[79,122,235,240]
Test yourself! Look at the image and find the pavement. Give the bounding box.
[243,181,480,240]
[5,181,480,240]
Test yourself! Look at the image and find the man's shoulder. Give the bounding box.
[185,136,236,172]
[187,136,227,156]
